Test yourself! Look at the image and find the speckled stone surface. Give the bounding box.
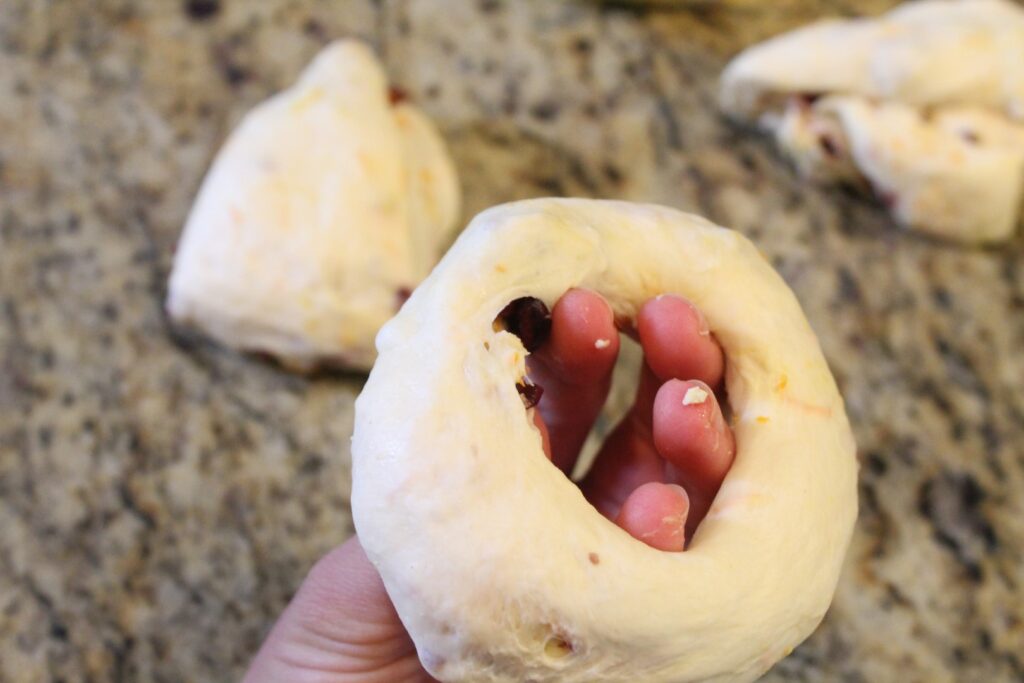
[2,1,1023,681]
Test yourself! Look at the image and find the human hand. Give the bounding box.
[244,289,736,682]
[243,535,433,683]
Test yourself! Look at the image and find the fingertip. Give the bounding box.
[638,294,724,387]
[527,289,619,474]
[652,379,735,488]
[615,482,689,552]
[544,288,620,380]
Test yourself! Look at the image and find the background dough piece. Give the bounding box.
[720,0,1024,243]
[167,40,460,371]
[352,199,858,683]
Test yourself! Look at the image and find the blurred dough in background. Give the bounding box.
[720,0,1024,244]
[167,40,460,372]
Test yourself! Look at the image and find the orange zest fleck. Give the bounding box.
[784,395,832,417]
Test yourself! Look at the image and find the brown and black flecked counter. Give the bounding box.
[1,1,1022,681]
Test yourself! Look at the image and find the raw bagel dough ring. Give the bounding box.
[352,198,858,683]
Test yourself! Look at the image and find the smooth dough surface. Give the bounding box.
[167,40,460,371]
[720,0,1024,243]
[352,199,858,683]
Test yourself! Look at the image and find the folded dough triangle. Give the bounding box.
[167,41,460,371]
[721,0,1024,243]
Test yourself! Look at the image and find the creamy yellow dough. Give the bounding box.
[352,199,858,683]
[167,41,460,371]
[721,0,1024,243]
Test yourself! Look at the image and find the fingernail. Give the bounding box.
[665,483,689,499]
[687,300,711,337]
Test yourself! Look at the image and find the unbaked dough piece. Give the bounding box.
[720,0,1024,243]
[352,198,858,683]
[167,41,460,371]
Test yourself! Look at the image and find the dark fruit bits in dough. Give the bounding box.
[497,297,551,351]
[396,286,413,308]
[389,86,409,106]
[516,380,544,409]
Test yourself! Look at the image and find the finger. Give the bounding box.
[243,536,433,683]
[580,293,722,514]
[579,411,666,519]
[614,481,690,552]
[653,379,736,538]
[638,294,724,388]
[527,288,620,472]
[623,293,726,429]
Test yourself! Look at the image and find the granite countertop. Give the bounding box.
[2,1,1022,681]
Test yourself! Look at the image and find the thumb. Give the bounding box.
[244,535,434,683]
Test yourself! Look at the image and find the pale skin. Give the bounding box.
[245,290,737,683]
